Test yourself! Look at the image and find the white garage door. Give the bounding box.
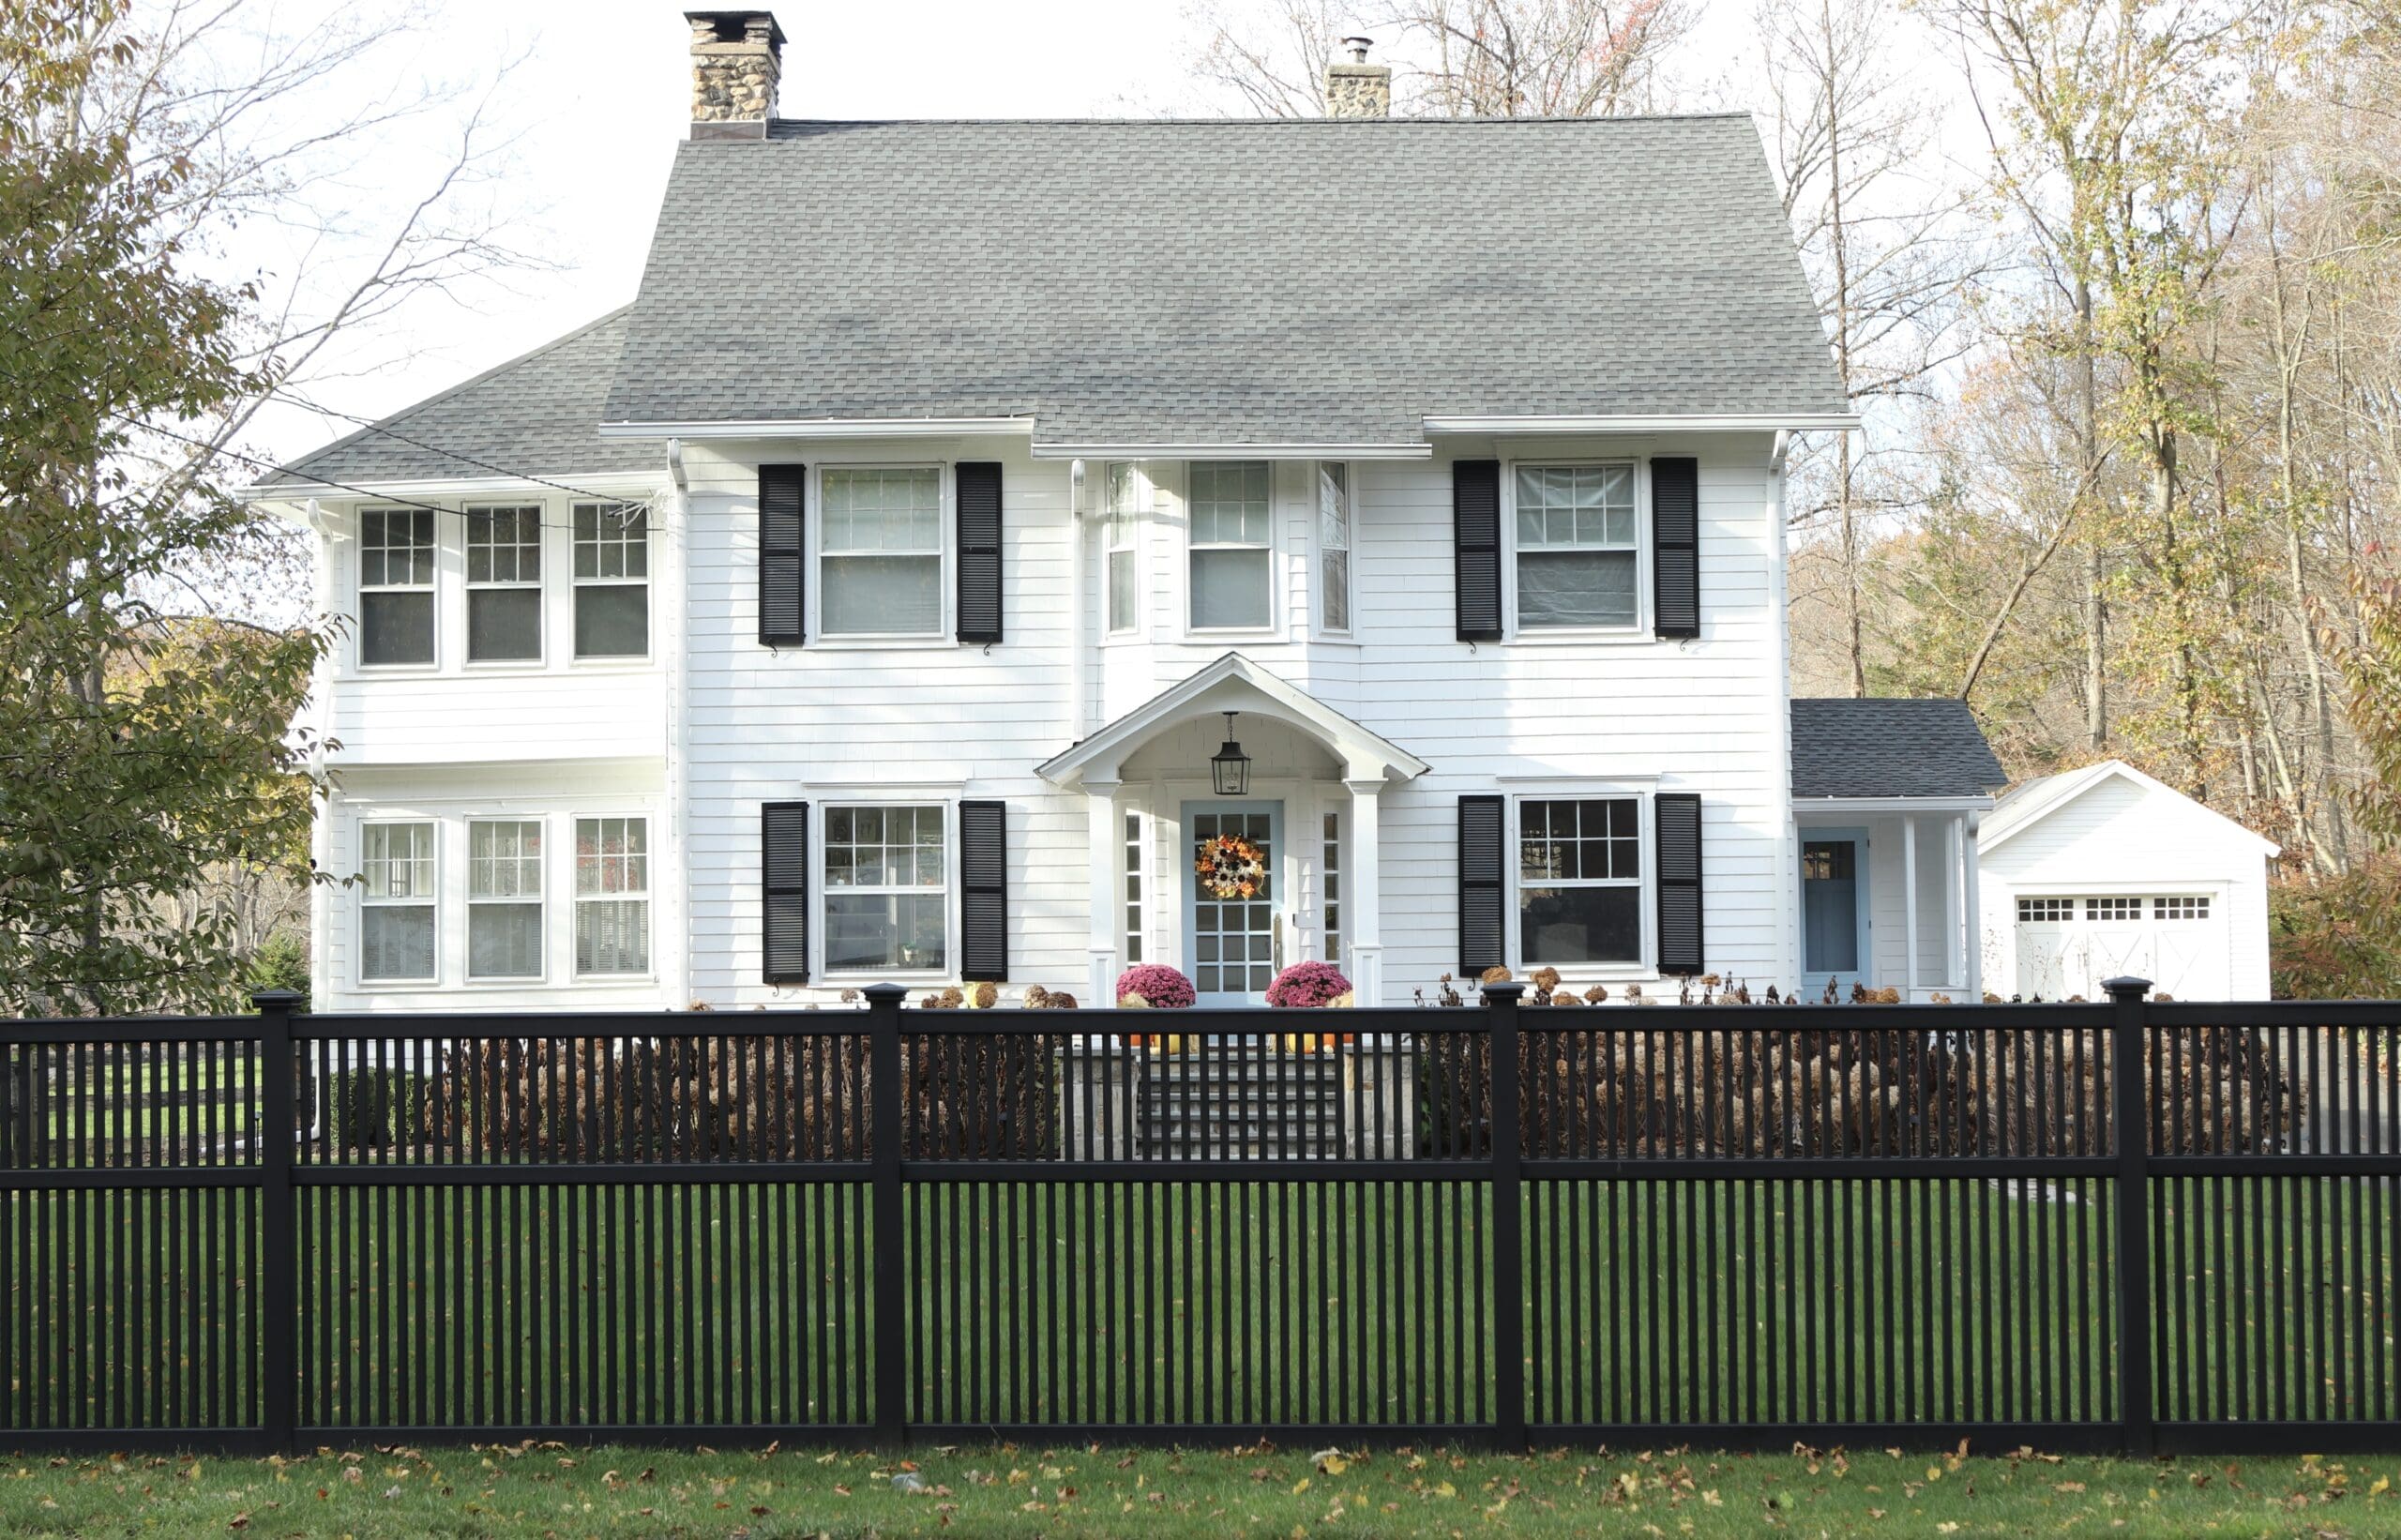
[2014,894,2232,1001]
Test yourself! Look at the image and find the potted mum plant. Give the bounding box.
[1266,960,1355,1051]
[1114,962,1196,1049]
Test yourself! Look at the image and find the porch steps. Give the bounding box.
[1137,1046,1345,1159]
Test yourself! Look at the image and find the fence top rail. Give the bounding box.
[2147,999,2401,1029]
[2,1017,261,1045]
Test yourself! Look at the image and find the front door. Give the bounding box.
[1184,801,1282,1005]
[1799,829,1868,997]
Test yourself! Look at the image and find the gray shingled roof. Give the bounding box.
[604,116,1846,443]
[263,309,660,488]
[1790,699,2007,799]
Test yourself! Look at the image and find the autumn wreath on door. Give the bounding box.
[1195,833,1268,899]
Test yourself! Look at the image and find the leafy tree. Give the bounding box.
[0,3,325,1015]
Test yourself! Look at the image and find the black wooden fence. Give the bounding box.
[3,982,2396,1455]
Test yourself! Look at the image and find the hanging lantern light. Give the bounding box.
[1210,711,1251,796]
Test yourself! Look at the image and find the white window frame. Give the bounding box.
[1104,461,1143,639]
[357,819,439,985]
[572,814,654,979]
[570,502,652,663]
[808,462,952,645]
[1321,809,1343,965]
[1500,458,1649,640]
[1123,809,1146,964]
[464,817,546,983]
[1183,459,1279,637]
[2153,895,2212,920]
[817,799,958,978]
[1505,791,1655,974]
[2017,897,2076,924]
[2085,896,2142,922]
[462,505,545,668]
[355,507,440,671]
[1315,460,1352,637]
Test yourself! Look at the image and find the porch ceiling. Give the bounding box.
[1035,652,1430,788]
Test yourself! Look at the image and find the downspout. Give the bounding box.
[1068,458,1088,739]
[301,497,339,1010]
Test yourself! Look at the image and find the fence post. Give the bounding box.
[251,988,302,1456]
[2105,974,2154,1458]
[865,982,909,1445]
[1483,981,1527,1450]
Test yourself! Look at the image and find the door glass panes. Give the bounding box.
[1192,810,1274,995]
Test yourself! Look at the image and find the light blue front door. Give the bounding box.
[1799,828,1869,998]
[1184,801,1282,1005]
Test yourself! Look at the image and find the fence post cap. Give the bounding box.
[2101,975,2153,1002]
[249,988,305,1012]
[1479,981,1526,1004]
[861,982,911,1004]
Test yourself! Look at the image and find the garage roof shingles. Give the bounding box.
[604,115,1847,444]
[1790,699,2007,799]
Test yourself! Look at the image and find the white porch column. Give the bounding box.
[1943,813,1962,991]
[1902,812,1920,999]
[1344,776,1384,1006]
[1084,778,1122,1006]
[1964,811,1984,1001]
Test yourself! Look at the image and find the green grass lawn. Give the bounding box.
[2,1442,2399,1537]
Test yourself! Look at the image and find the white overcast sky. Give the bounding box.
[242,0,1960,471]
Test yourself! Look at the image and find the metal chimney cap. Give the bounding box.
[1341,35,1374,63]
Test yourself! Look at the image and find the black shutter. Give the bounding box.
[759,464,807,645]
[956,461,1003,645]
[763,801,810,983]
[1651,456,1699,639]
[959,799,1008,982]
[1454,460,1503,641]
[1654,792,1703,974]
[1457,793,1505,974]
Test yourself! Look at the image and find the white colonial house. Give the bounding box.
[250,10,2025,1015]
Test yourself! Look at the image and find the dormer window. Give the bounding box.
[1187,460,1273,631]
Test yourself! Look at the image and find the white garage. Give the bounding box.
[1977,760,2280,1002]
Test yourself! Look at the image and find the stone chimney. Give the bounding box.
[1325,36,1390,119]
[686,10,786,140]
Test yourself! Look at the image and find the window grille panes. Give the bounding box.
[465,506,542,662]
[1187,460,1273,630]
[2154,895,2211,919]
[2085,896,2141,922]
[821,468,943,637]
[1318,462,1351,634]
[1107,462,1140,635]
[1124,811,1143,963]
[358,508,436,665]
[823,804,948,972]
[1322,810,1341,964]
[572,504,649,658]
[1518,797,1640,965]
[574,816,650,975]
[360,821,436,981]
[467,819,543,978]
[1516,463,1638,628]
[2018,897,2075,923]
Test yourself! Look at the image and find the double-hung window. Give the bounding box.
[1187,460,1274,631]
[1106,462,1140,636]
[1318,462,1352,635]
[572,503,649,658]
[466,819,543,979]
[358,509,436,666]
[1515,464,1638,630]
[820,467,944,639]
[574,816,650,975]
[359,821,437,982]
[823,805,948,973]
[1518,798,1642,966]
[465,506,542,662]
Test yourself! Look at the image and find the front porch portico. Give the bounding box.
[1036,653,1428,1007]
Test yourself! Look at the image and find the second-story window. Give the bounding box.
[464,506,542,663]
[821,467,944,639]
[1188,460,1272,631]
[1515,464,1638,630]
[1105,462,1140,636]
[358,508,435,666]
[573,503,649,658]
[1318,462,1352,635]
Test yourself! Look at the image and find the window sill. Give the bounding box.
[461,659,548,672]
[1502,629,1656,646]
[566,657,658,672]
[803,637,959,652]
[819,971,952,988]
[1180,627,1287,645]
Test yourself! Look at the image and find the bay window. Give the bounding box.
[358,509,436,666]
[466,819,543,979]
[1515,464,1638,629]
[823,804,947,973]
[574,816,651,975]
[572,503,649,658]
[1518,797,1641,966]
[465,506,542,662]
[359,821,437,982]
[1318,461,1351,634]
[1187,460,1273,630]
[820,467,944,639]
